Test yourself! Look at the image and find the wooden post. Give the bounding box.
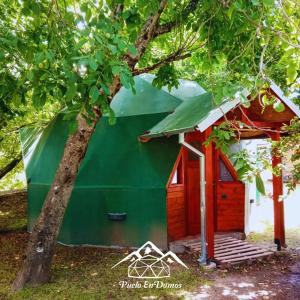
[271,131,286,250]
[203,127,214,260]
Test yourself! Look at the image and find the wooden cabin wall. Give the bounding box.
[166,149,187,241]
[166,133,246,243]
[167,184,186,241]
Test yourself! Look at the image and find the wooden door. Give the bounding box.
[216,182,245,231]
[215,151,245,232]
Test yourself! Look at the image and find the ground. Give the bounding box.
[0,194,300,299]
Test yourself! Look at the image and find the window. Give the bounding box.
[171,159,183,184]
[219,159,234,181]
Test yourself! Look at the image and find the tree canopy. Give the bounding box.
[1,0,300,190]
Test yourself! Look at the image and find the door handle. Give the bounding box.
[221,193,227,199]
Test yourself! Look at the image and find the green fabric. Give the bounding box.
[19,127,43,178]
[110,76,181,117]
[142,92,214,138]
[23,114,180,248]
[139,73,207,100]
[21,74,209,248]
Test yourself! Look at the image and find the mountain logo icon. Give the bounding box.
[112,241,188,279]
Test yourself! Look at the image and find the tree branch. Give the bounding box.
[124,0,169,69]
[133,52,191,75]
[0,154,22,180]
[153,0,200,38]
[110,3,124,19]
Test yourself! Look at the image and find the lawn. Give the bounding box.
[1,193,300,299]
[0,196,208,300]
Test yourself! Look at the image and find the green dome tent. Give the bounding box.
[21,75,207,249]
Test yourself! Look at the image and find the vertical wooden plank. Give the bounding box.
[271,131,286,250]
[203,127,214,259]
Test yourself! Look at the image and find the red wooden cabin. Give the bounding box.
[142,80,300,262]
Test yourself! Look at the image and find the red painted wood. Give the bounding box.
[166,149,187,241]
[271,131,286,247]
[215,182,245,232]
[186,160,201,235]
[203,128,215,259]
[167,184,186,241]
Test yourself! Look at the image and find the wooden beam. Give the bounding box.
[214,119,283,128]
[203,127,215,260]
[271,131,286,250]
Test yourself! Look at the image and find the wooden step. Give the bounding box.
[221,251,274,263]
[214,244,261,255]
[215,248,271,260]
[172,235,274,267]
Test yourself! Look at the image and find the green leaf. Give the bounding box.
[251,0,260,5]
[128,44,138,56]
[262,0,274,6]
[240,94,250,108]
[287,62,297,85]
[65,84,77,101]
[273,101,285,112]
[88,57,98,71]
[256,173,266,195]
[75,39,87,50]
[112,65,121,76]
[108,107,116,125]
[89,85,99,103]
[32,90,46,108]
[116,38,127,51]
[95,51,103,64]
[262,94,268,105]
[120,72,131,89]
[100,83,110,95]
[85,8,91,22]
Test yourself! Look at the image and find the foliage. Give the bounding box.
[272,118,300,192]
[203,122,236,153]
[0,102,59,190]
[203,122,268,191]
[152,64,179,91]
[0,0,300,191]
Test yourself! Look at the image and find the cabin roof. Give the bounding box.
[141,80,299,139]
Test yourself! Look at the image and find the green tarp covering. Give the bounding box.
[21,75,211,248]
[111,76,181,117]
[141,92,214,138]
[23,114,180,248]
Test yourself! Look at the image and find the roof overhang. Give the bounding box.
[268,80,300,117]
[196,98,240,132]
[140,80,299,140]
[140,93,241,139]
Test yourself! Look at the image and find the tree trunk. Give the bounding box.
[12,0,171,290]
[12,116,96,289]
[0,154,22,180]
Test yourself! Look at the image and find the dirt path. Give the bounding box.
[181,249,300,300]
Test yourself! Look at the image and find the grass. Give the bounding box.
[1,192,299,299]
[248,221,300,249]
[0,193,27,233]
[0,233,208,300]
[0,196,207,300]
